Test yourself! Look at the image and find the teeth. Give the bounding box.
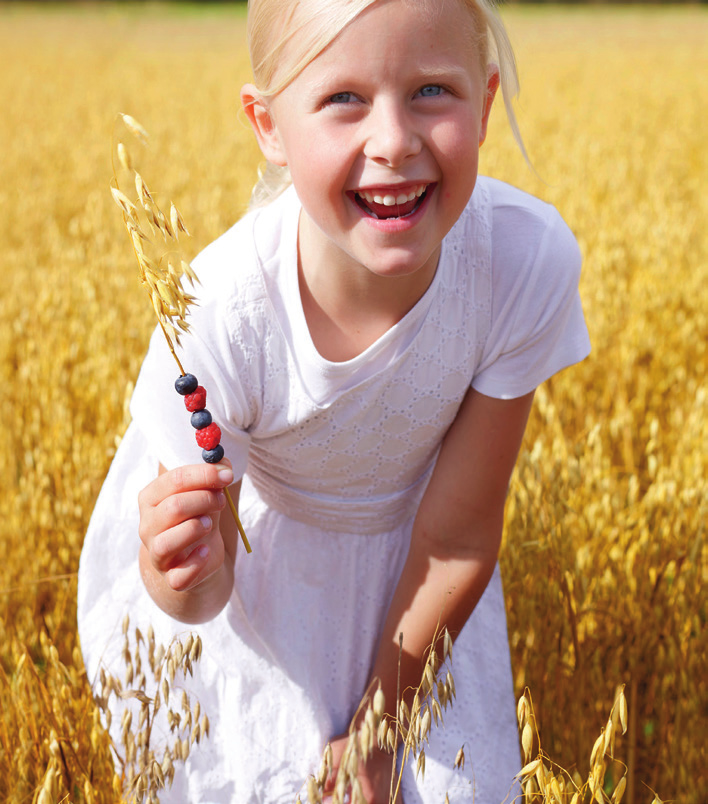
[359,185,427,206]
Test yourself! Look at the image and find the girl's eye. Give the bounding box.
[418,85,444,98]
[327,92,356,105]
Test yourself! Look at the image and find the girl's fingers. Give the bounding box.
[139,487,226,547]
[148,511,216,571]
[163,530,226,593]
[139,461,234,510]
[137,460,235,591]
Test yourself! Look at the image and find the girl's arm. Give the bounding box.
[326,387,534,800]
[371,386,534,710]
[137,462,241,624]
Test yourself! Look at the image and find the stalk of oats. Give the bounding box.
[96,618,208,803]
[381,625,457,804]
[111,113,249,553]
[513,687,640,804]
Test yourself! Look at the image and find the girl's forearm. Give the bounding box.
[368,526,500,726]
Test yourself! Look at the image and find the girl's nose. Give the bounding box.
[363,101,422,168]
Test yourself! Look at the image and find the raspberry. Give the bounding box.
[191,409,212,429]
[184,386,207,412]
[196,422,221,450]
[202,445,225,464]
[175,373,199,395]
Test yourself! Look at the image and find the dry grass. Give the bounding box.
[0,4,705,802]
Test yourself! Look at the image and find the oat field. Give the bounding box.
[0,4,705,803]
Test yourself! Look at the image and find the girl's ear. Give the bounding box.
[479,65,500,147]
[240,84,288,167]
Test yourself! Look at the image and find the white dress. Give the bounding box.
[78,177,590,803]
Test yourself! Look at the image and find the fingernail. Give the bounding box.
[197,545,209,559]
[218,468,234,485]
[216,491,226,506]
[200,515,212,530]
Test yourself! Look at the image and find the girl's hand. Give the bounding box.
[324,733,403,804]
[137,461,240,623]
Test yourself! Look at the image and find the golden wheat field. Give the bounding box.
[0,2,705,803]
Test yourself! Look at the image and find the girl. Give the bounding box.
[78,0,590,801]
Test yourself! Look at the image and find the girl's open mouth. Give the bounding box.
[353,184,431,220]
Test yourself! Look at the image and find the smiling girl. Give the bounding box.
[78,0,590,801]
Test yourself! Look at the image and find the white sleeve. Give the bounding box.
[471,203,591,399]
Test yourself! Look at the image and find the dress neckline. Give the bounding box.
[282,191,444,376]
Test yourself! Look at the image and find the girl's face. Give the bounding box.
[244,0,498,289]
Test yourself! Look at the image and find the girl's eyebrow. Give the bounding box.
[300,70,349,100]
[414,65,474,82]
[305,76,341,97]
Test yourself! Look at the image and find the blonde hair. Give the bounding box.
[245,0,524,208]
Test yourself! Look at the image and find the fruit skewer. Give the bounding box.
[176,373,252,554]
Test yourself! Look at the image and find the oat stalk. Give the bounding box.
[110,116,197,368]
[95,616,209,804]
[305,625,458,804]
[388,622,455,803]
[111,113,248,552]
[514,685,632,804]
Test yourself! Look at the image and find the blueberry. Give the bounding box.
[191,409,212,429]
[202,445,225,464]
[175,373,198,395]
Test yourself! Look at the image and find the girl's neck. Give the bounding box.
[297,213,439,363]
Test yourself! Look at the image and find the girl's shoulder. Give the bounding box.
[448,177,580,284]
[185,187,300,319]
[465,178,590,399]
[193,191,299,298]
[443,176,581,311]
[480,176,578,253]
[472,176,582,287]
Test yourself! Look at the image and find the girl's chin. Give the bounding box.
[352,246,441,282]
